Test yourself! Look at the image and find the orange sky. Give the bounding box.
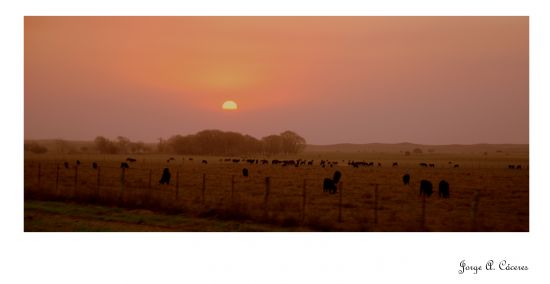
[24,16,528,144]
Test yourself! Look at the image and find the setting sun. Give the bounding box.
[222,100,238,110]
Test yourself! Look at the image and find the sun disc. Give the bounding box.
[222,100,238,110]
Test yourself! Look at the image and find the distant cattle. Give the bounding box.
[92,162,98,169]
[159,168,171,185]
[333,170,342,184]
[126,157,137,162]
[508,165,516,169]
[377,162,382,167]
[272,160,281,165]
[419,163,428,167]
[202,160,208,164]
[120,162,129,169]
[63,162,69,169]
[188,158,194,161]
[261,159,269,165]
[419,180,433,197]
[516,165,522,170]
[402,174,410,185]
[392,162,399,167]
[429,163,435,168]
[232,159,240,163]
[454,164,460,168]
[307,160,313,166]
[76,160,81,166]
[438,180,450,198]
[242,168,249,177]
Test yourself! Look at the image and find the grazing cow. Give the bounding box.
[159,168,171,185]
[508,165,515,169]
[419,163,428,167]
[402,174,410,185]
[242,168,249,177]
[438,180,450,198]
[516,165,522,170]
[323,178,337,194]
[419,180,433,197]
[261,159,269,165]
[233,159,240,163]
[76,160,81,166]
[202,160,208,164]
[92,162,98,169]
[307,160,313,166]
[126,157,137,162]
[454,164,460,168]
[392,162,399,167]
[429,163,435,168]
[63,161,69,169]
[120,162,129,169]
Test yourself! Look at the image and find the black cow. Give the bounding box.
[419,163,428,167]
[323,178,337,194]
[202,160,208,164]
[126,157,137,162]
[419,180,433,197]
[402,174,410,185]
[454,164,460,168]
[438,180,450,198]
[159,168,171,184]
[63,161,69,169]
[508,165,515,169]
[323,171,342,194]
[76,160,81,166]
[429,163,435,168]
[120,162,129,169]
[242,168,249,177]
[92,162,98,169]
[516,165,522,170]
[392,162,399,167]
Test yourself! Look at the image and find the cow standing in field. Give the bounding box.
[76,160,81,166]
[159,168,171,185]
[392,162,399,167]
[438,180,450,198]
[92,162,98,169]
[120,162,129,169]
[419,180,433,197]
[323,170,342,194]
[202,160,208,164]
[419,163,428,167]
[402,174,410,185]
[242,168,249,177]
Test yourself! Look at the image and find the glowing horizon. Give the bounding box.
[24,17,528,145]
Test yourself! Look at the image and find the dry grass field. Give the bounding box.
[23,144,528,232]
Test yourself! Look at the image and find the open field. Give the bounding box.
[24,144,529,232]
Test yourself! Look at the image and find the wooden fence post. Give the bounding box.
[96,166,101,199]
[202,173,206,205]
[74,165,79,198]
[302,179,307,223]
[471,190,480,231]
[119,167,126,202]
[175,169,180,200]
[374,184,379,225]
[37,162,41,190]
[421,194,426,231]
[231,175,235,206]
[148,169,152,190]
[264,177,271,217]
[338,181,343,223]
[55,164,59,195]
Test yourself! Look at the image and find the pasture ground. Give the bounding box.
[23,144,529,232]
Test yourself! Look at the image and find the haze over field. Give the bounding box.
[25,17,528,145]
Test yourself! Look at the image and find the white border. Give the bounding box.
[2,1,549,284]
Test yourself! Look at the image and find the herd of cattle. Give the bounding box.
[56,157,524,199]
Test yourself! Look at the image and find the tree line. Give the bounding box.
[25,130,306,156]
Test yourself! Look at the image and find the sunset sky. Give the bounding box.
[24,16,528,145]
